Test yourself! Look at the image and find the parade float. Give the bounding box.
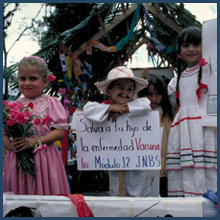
[3,3,217,217]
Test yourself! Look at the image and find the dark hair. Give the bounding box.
[176,26,201,54]
[176,26,205,106]
[5,206,42,217]
[138,74,174,121]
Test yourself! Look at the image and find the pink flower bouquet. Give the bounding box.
[3,100,49,177]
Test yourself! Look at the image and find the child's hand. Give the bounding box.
[108,112,121,122]
[108,103,128,114]
[107,104,129,122]
[122,104,129,113]
[13,137,38,152]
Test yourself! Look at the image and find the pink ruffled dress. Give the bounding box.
[3,94,70,195]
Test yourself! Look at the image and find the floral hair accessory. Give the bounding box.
[198,58,208,67]
[47,75,56,82]
[199,58,214,76]
[26,56,48,67]
[196,82,208,100]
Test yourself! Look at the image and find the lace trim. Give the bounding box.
[50,122,68,130]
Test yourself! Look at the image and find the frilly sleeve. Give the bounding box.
[48,96,68,129]
[168,76,177,96]
[83,101,109,123]
[127,97,152,117]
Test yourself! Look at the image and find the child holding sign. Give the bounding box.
[166,25,217,197]
[83,66,153,196]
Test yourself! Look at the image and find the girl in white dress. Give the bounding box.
[166,27,217,197]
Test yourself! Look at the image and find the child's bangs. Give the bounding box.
[180,27,201,46]
[183,32,201,45]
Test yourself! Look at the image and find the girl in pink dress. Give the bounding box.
[3,56,70,195]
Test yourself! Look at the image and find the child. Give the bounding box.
[83,66,153,197]
[138,73,175,197]
[166,27,217,197]
[3,56,70,195]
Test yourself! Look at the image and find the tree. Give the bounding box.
[3,3,46,99]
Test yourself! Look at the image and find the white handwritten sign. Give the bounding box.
[75,111,161,170]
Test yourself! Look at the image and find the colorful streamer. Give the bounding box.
[72,53,83,76]
[90,40,116,52]
[142,3,166,53]
[116,3,141,51]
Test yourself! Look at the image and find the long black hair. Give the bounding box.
[176,26,205,106]
[138,74,174,121]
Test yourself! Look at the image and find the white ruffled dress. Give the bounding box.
[166,65,217,197]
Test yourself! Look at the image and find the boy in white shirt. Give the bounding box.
[83,66,153,196]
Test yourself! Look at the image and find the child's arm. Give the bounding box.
[167,75,177,96]
[38,129,64,145]
[127,97,152,117]
[13,129,64,153]
[106,103,128,122]
[107,98,151,121]
[106,103,127,114]
[83,101,111,122]
[84,101,128,123]
[3,135,14,151]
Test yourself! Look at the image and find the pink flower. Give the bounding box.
[42,115,50,124]
[198,58,208,67]
[8,102,17,108]
[23,111,32,118]
[23,116,29,123]
[58,88,66,95]
[32,118,41,125]
[3,100,8,106]
[33,144,47,154]
[15,113,26,124]
[7,118,15,126]
[47,75,56,82]
[27,102,34,109]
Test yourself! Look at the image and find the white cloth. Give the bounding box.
[83,98,159,197]
[167,76,177,96]
[166,65,217,197]
[83,98,151,122]
[108,170,159,197]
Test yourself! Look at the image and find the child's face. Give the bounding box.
[180,42,202,67]
[18,64,48,99]
[146,84,162,110]
[106,78,135,104]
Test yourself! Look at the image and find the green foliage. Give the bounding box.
[4,3,202,99]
